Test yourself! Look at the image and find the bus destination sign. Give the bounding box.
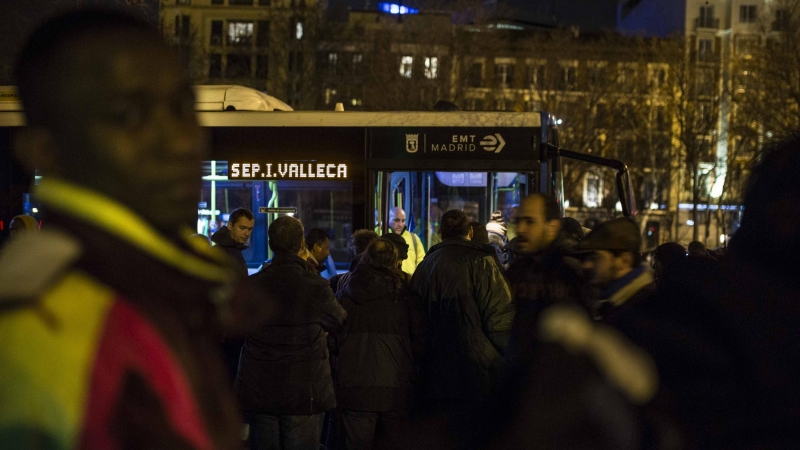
[229,162,349,180]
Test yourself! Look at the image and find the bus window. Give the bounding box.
[200,160,353,273]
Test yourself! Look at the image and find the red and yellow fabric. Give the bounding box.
[0,178,236,449]
[0,271,213,449]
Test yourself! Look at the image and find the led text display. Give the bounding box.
[228,162,349,180]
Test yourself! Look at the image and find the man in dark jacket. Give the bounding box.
[0,10,254,448]
[211,208,254,277]
[237,216,347,450]
[332,239,424,450]
[213,207,255,384]
[577,218,655,322]
[409,209,514,446]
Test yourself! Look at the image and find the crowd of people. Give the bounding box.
[2,7,800,450]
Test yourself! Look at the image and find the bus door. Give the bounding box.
[375,170,531,250]
[368,123,541,250]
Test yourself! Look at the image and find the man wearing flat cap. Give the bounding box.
[577,218,655,322]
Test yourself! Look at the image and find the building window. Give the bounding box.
[400,56,413,78]
[698,5,715,28]
[175,15,190,38]
[328,52,339,75]
[649,66,667,88]
[228,21,254,46]
[739,5,757,23]
[558,65,576,91]
[424,57,439,79]
[227,54,252,78]
[256,55,268,78]
[209,53,222,78]
[295,21,304,40]
[495,63,514,87]
[527,63,545,87]
[259,0,271,5]
[467,62,483,87]
[698,39,713,60]
[775,9,789,31]
[352,53,364,76]
[230,0,253,5]
[210,20,223,45]
[289,51,303,73]
[256,21,270,47]
[587,63,607,86]
[584,174,602,208]
[619,65,637,92]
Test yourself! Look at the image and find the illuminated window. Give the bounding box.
[352,53,364,76]
[228,21,253,46]
[324,88,337,105]
[295,22,304,40]
[328,53,339,75]
[558,64,576,91]
[424,57,438,79]
[400,56,413,78]
[527,63,545,86]
[495,63,514,87]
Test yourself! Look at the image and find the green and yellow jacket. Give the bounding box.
[0,179,248,450]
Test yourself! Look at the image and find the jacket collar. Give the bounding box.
[35,178,233,283]
[270,252,310,270]
[602,266,654,307]
[211,227,248,250]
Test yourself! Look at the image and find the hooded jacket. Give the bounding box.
[332,264,424,411]
[211,227,249,277]
[410,238,515,402]
[236,252,347,415]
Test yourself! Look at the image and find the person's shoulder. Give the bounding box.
[0,229,83,307]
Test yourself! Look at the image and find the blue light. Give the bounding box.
[378,2,419,14]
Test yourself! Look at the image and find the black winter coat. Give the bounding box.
[409,238,515,402]
[211,227,248,277]
[236,253,347,415]
[332,264,424,411]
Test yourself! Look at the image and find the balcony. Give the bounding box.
[695,17,720,30]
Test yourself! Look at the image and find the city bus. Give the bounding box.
[0,85,636,273]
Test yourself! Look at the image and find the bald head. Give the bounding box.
[389,207,406,235]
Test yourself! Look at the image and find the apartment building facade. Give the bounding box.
[161,0,322,109]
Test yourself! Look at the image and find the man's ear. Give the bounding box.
[617,252,635,270]
[13,127,61,176]
[467,227,474,241]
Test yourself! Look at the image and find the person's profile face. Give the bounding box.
[59,34,205,233]
[513,197,555,254]
[313,238,331,261]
